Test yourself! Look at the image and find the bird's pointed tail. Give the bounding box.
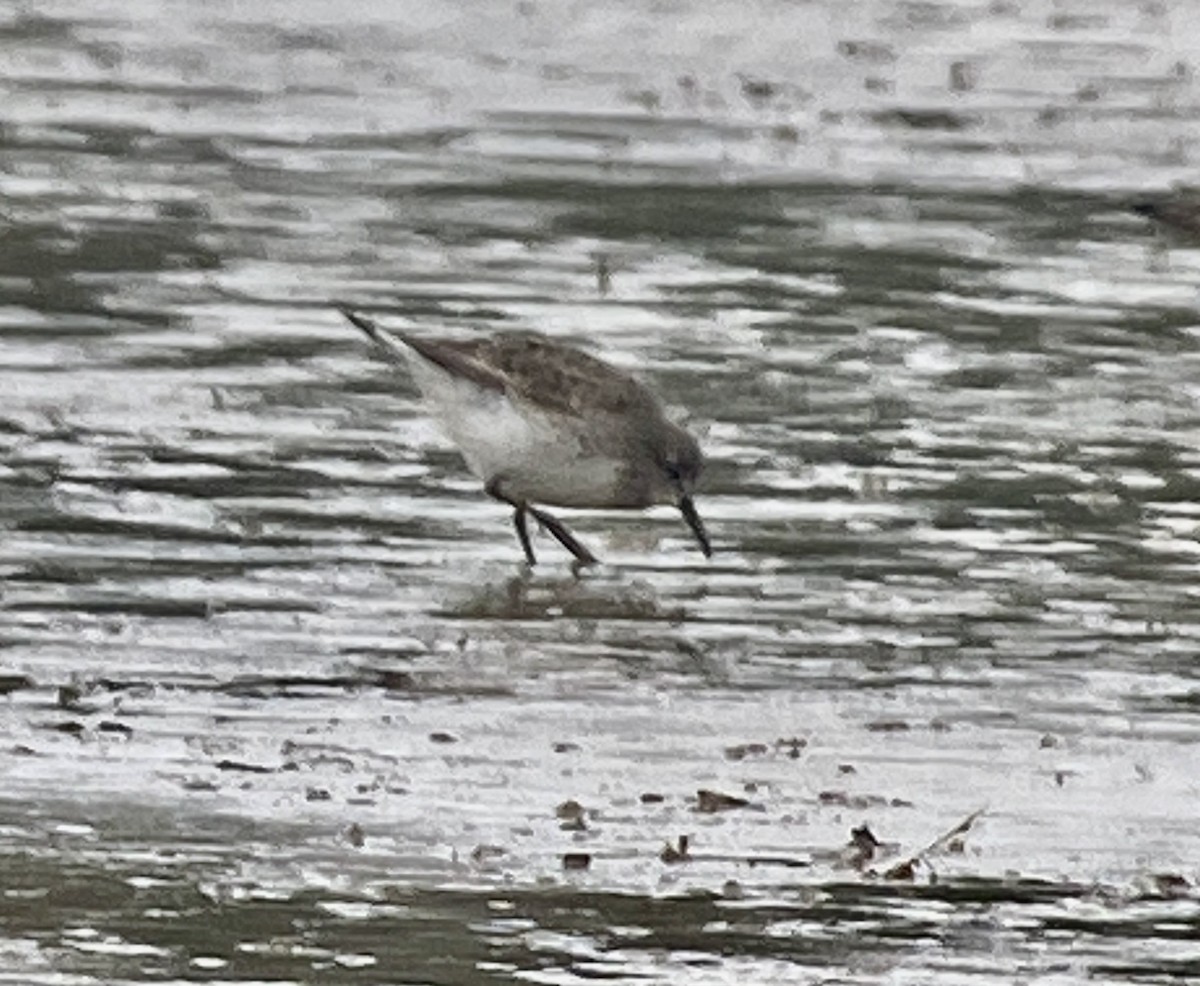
[338,306,411,363]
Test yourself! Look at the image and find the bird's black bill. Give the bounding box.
[679,495,712,558]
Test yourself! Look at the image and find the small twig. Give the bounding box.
[882,808,985,880]
[912,807,985,862]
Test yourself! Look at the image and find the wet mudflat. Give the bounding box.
[2,0,1200,982]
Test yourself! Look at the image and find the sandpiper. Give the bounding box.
[340,307,711,566]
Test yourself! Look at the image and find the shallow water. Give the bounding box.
[2,0,1200,982]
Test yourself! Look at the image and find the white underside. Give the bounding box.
[404,351,626,508]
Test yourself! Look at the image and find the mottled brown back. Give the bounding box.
[404,330,663,420]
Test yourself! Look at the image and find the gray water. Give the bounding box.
[2,1,1199,982]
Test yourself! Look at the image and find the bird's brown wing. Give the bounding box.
[342,309,657,419]
[396,333,513,393]
[469,331,660,419]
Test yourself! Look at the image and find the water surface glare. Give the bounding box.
[2,0,1199,983]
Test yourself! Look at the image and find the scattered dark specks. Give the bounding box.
[553,741,581,754]
[721,879,743,899]
[278,747,353,772]
[43,720,85,737]
[555,799,585,822]
[660,835,691,864]
[874,109,975,131]
[344,823,365,848]
[376,670,417,691]
[1053,770,1074,787]
[949,60,976,92]
[470,844,506,864]
[836,40,896,63]
[593,254,611,298]
[215,759,274,774]
[866,719,910,733]
[738,75,778,105]
[846,824,881,869]
[182,778,218,792]
[0,674,33,695]
[428,731,457,744]
[776,736,807,758]
[562,852,591,871]
[1040,733,1060,749]
[695,789,750,813]
[1048,13,1108,30]
[838,763,857,775]
[305,787,332,802]
[929,719,951,733]
[98,680,152,696]
[884,858,917,881]
[1037,105,1065,127]
[639,792,665,805]
[724,742,769,761]
[819,790,891,810]
[97,721,133,737]
[626,88,661,113]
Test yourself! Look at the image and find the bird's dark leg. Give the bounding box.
[527,505,599,567]
[485,477,599,567]
[513,505,536,566]
[486,477,537,565]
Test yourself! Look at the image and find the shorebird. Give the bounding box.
[340,307,711,566]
